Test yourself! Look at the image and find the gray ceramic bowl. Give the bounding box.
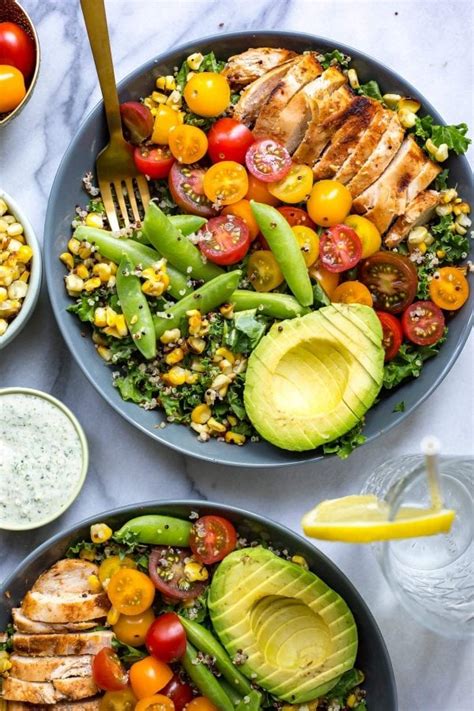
[0,500,397,708]
[44,32,473,467]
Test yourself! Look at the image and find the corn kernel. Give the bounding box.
[92,330,107,345]
[165,347,185,365]
[215,347,235,364]
[456,213,472,229]
[454,222,467,235]
[425,138,438,156]
[0,198,7,216]
[152,90,168,104]
[184,560,209,582]
[0,218,8,232]
[441,188,457,204]
[0,299,20,318]
[347,693,357,708]
[114,314,128,337]
[19,270,29,283]
[87,574,103,593]
[398,107,417,129]
[65,273,84,293]
[0,319,7,336]
[68,237,81,255]
[382,93,401,109]
[105,306,117,327]
[85,212,104,228]
[0,653,12,674]
[142,277,168,297]
[59,252,74,270]
[167,90,182,107]
[91,523,113,543]
[219,303,234,319]
[210,373,232,397]
[291,554,309,570]
[79,244,92,259]
[7,222,23,237]
[435,204,452,217]
[0,287,7,303]
[407,226,428,246]
[94,307,107,327]
[185,372,198,384]
[453,202,471,216]
[191,403,212,424]
[107,606,120,626]
[436,249,446,259]
[76,263,90,279]
[224,431,246,445]
[93,262,112,282]
[208,417,226,433]
[3,215,15,224]
[163,366,187,386]
[434,143,449,162]
[84,277,101,292]
[160,328,181,344]
[187,336,206,353]
[227,415,237,427]
[418,242,428,254]
[143,96,156,110]
[8,280,28,300]
[398,97,421,113]
[16,244,33,263]
[347,68,359,89]
[97,345,112,361]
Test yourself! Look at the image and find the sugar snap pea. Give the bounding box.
[114,514,192,546]
[137,214,207,246]
[231,289,310,319]
[220,680,242,705]
[143,202,222,282]
[250,201,313,307]
[236,690,262,710]
[179,616,254,697]
[116,255,157,360]
[74,225,192,299]
[153,271,241,339]
[182,642,234,711]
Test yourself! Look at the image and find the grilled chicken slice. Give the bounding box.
[13,631,113,657]
[385,189,441,246]
[30,560,99,596]
[233,57,299,126]
[21,590,110,624]
[335,108,392,184]
[9,654,93,682]
[222,47,297,87]
[253,53,322,139]
[7,700,102,711]
[2,676,97,704]
[12,608,97,634]
[346,112,405,197]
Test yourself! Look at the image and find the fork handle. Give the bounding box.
[80,0,123,138]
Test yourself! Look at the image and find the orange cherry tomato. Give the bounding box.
[222,199,259,241]
[247,250,284,292]
[130,657,173,699]
[186,698,218,711]
[135,695,175,711]
[168,125,208,163]
[203,161,248,205]
[0,64,26,113]
[245,173,280,206]
[429,266,469,311]
[309,262,340,298]
[107,569,155,616]
[332,280,374,306]
[113,607,155,647]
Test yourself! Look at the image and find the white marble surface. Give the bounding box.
[0,0,473,708]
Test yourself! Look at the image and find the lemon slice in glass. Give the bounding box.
[302,495,455,543]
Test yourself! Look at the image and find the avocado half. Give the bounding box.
[244,303,384,451]
[209,547,358,704]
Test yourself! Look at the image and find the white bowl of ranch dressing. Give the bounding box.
[0,388,89,530]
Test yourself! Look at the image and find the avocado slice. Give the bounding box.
[209,547,358,704]
[243,304,384,451]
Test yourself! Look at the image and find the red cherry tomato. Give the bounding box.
[359,251,418,314]
[134,146,174,180]
[245,139,292,183]
[207,118,255,164]
[376,312,403,361]
[189,516,237,565]
[277,206,316,229]
[168,163,217,217]
[319,224,362,273]
[401,301,445,346]
[0,22,35,79]
[145,613,186,663]
[120,102,153,144]
[148,547,207,601]
[161,674,194,711]
[92,648,128,692]
[198,215,250,266]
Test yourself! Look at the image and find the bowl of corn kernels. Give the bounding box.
[0,189,41,349]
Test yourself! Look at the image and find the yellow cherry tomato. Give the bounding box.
[332,280,374,306]
[99,688,137,711]
[292,225,320,267]
[107,569,155,616]
[168,124,208,163]
[0,65,26,113]
[429,266,469,310]
[306,180,352,227]
[344,214,381,258]
[268,164,314,204]
[245,173,280,206]
[222,199,259,241]
[247,250,284,292]
[309,262,340,298]
[203,161,248,205]
[113,607,155,647]
[184,72,231,117]
[98,556,137,585]
[186,698,219,711]
[151,105,183,145]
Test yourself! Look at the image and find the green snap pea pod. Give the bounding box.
[220,680,242,706]
[231,289,310,319]
[137,214,207,246]
[114,514,192,546]
[236,690,262,710]
[182,642,234,711]
[250,201,313,307]
[143,202,222,282]
[116,255,157,360]
[153,270,241,339]
[74,225,192,299]
[179,616,254,697]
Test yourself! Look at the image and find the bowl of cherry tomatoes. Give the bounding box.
[0,0,40,126]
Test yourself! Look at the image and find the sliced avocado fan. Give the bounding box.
[243,303,384,451]
[208,547,358,704]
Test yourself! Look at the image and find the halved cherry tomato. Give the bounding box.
[429,266,469,311]
[277,206,316,229]
[168,125,208,163]
[135,694,175,711]
[134,146,175,180]
[186,698,218,711]
[245,173,280,206]
[207,118,254,164]
[319,225,362,273]
[183,72,230,117]
[148,547,207,601]
[0,22,35,78]
[120,102,153,144]
[151,105,183,145]
[292,225,319,267]
[99,556,137,586]
[145,613,186,663]
[344,214,381,258]
[307,180,352,227]
[359,252,418,314]
[198,215,250,266]
[92,648,128,692]
[161,675,194,711]
[0,65,25,113]
[332,280,373,306]
[402,301,445,346]
[376,311,403,361]
[222,199,259,241]
[203,161,248,205]
[247,250,284,292]
[268,164,313,204]
[309,262,340,298]
[99,688,137,711]
[168,163,217,217]
[113,607,155,647]
[189,515,237,565]
[245,139,292,183]
[130,657,173,699]
[107,569,155,616]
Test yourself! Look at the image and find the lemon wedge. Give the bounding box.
[302,495,456,543]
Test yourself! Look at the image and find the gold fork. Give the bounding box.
[80,0,150,231]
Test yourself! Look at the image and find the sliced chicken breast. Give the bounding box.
[222,47,297,86]
[21,590,110,624]
[9,654,93,682]
[12,631,113,657]
[7,700,101,711]
[30,560,99,596]
[12,608,97,634]
[2,676,97,704]
[385,189,441,246]
[335,108,393,184]
[233,57,299,126]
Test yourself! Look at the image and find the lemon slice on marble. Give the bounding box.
[302,495,455,543]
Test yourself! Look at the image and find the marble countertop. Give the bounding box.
[1,0,473,708]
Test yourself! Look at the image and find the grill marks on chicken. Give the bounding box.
[385,189,441,246]
[222,47,297,86]
[233,58,300,126]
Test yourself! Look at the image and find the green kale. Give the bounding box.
[318,49,351,69]
[393,401,406,413]
[322,421,366,459]
[312,281,331,308]
[65,539,102,561]
[383,337,445,390]
[413,115,471,155]
[329,668,365,700]
[87,197,105,214]
[357,79,384,102]
[435,168,450,191]
[67,292,99,323]
[183,112,216,132]
[226,309,269,352]
[112,637,147,665]
[0,623,13,652]
[430,214,470,262]
[150,180,178,214]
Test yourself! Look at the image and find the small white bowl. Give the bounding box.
[0,189,42,350]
